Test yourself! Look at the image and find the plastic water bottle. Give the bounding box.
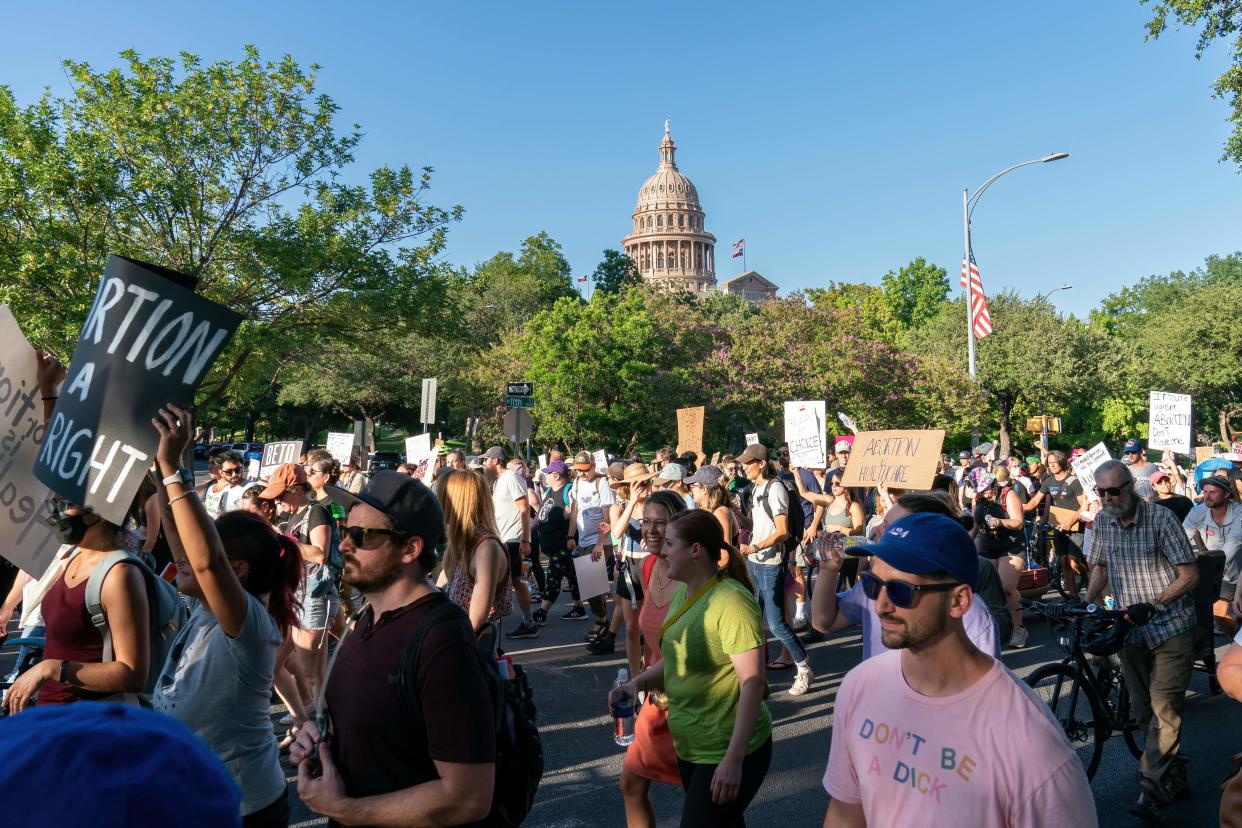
[611,668,635,747]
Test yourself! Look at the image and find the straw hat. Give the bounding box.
[610,462,659,491]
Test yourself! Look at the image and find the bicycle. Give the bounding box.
[1024,521,1089,600]
[1022,600,1143,779]
[0,634,46,718]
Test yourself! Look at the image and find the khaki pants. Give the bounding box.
[1120,629,1194,801]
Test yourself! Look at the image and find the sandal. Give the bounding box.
[585,620,609,643]
[766,660,795,671]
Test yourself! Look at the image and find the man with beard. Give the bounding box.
[291,471,496,827]
[1085,460,1198,823]
[822,512,1094,827]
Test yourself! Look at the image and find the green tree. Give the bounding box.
[1142,1,1242,169]
[880,257,951,332]
[0,46,461,415]
[455,232,578,341]
[591,249,641,294]
[803,282,900,342]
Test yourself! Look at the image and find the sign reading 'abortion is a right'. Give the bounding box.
[34,256,242,525]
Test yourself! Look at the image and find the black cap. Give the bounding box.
[1200,475,1232,495]
[357,470,444,551]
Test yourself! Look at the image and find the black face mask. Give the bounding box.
[48,512,92,545]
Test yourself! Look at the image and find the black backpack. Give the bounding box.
[761,477,807,550]
[395,594,543,826]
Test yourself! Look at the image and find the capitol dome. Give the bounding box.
[622,123,717,292]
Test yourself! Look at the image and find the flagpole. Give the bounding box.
[962,188,976,381]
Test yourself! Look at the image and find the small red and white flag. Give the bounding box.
[960,248,993,338]
[731,238,745,259]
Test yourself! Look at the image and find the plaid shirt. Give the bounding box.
[1087,499,1196,649]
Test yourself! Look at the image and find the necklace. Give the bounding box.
[648,559,675,607]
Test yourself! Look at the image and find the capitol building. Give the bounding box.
[622,123,778,302]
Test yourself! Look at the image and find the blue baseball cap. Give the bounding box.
[848,512,979,590]
[1122,439,1143,454]
[0,703,241,826]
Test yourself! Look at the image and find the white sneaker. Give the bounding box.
[1009,626,1029,649]
[789,663,814,696]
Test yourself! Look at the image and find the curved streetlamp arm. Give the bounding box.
[967,158,1047,221]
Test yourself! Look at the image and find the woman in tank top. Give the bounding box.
[435,470,512,635]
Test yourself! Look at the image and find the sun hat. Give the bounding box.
[610,462,659,491]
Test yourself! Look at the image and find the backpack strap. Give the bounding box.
[393,593,476,721]
[84,550,140,663]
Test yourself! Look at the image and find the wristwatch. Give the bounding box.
[162,468,194,487]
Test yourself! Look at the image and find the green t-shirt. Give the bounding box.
[661,576,773,764]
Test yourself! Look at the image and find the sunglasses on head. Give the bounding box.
[340,524,407,549]
[1097,481,1132,497]
[861,571,959,609]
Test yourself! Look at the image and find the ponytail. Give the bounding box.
[215,510,305,636]
[667,510,754,593]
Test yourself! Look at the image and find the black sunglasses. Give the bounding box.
[1097,481,1132,497]
[340,524,407,549]
[861,571,959,609]
[220,466,243,476]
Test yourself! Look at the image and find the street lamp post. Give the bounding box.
[963,152,1069,382]
[1036,283,1073,304]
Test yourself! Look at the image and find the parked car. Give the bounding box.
[368,451,403,473]
[192,444,210,460]
[243,443,264,463]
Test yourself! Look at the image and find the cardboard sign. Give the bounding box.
[784,400,827,469]
[710,451,721,466]
[1071,442,1112,498]
[406,433,431,463]
[1049,505,1080,531]
[1148,391,1192,454]
[33,256,241,525]
[0,306,63,576]
[593,449,608,474]
[325,432,354,466]
[676,406,705,457]
[1196,446,1216,464]
[259,440,304,479]
[839,429,945,490]
[744,432,760,446]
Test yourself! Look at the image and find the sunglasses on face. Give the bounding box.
[220,466,243,476]
[861,571,959,609]
[340,524,407,549]
[1097,481,1132,497]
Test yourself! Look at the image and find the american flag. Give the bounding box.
[732,238,745,259]
[732,238,744,249]
[960,248,993,338]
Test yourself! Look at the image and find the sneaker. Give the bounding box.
[789,663,814,696]
[1009,626,1029,649]
[532,607,547,625]
[506,622,539,640]
[278,713,295,726]
[561,605,589,620]
[1129,790,1165,823]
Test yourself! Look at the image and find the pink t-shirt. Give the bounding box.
[823,650,1097,827]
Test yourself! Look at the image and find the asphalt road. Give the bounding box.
[4,569,1236,827]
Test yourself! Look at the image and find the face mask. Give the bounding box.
[49,512,92,545]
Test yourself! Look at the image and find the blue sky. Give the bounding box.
[2,1,1238,316]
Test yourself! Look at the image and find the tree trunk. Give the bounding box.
[1221,409,1235,445]
[997,400,1013,459]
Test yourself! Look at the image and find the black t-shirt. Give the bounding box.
[326,592,495,827]
[973,495,1024,557]
[538,483,572,547]
[1154,494,1194,523]
[1040,474,1083,512]
[283,501,334,545]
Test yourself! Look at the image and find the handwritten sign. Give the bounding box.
[1071,442,1112,498]
[784,400,827,468]
[0,307,62,576]
[676,406,705,457]
[744,432,759,446]
[33,256,241,525]
[839,429,945,490]
[259,440,304,479]
[593,449,609,474]
[405,433,431,463]
[1148,391,1192,454]
[325,432,354,466]
[1197,446,1217,464]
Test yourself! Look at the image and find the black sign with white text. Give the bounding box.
[34,256,242,524]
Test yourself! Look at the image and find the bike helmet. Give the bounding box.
[1079,616,1132,657]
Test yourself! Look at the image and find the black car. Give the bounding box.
[192,444,210,460]
[368,451,403,472]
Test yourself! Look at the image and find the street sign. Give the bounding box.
[507,382,534,396]
[504,395,536,408]
[420,378,438,425]
[503,408,533,442]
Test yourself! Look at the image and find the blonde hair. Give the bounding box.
[435,470,502,582]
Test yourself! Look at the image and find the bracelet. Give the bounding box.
[166,491,195,508]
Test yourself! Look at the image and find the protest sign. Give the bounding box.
[538,454,548,471]
[593,449,608,473]
[1148,391,1192,454]
[1233,442,1242,458]
[839,429,945,490]
[1197,446,1216,464]
[1071,442,1112,497]
[783,401,826,469]
[406,433,431,463]
[33,256,241,525]
[260,440,304,478]
[676,406,705,457]
[325,432,354,466]
[744,433,759,446]
[0,306,62,576]
[573,553,610,600]
[710,451,720,466]
[1049,505,1080,531]
[247,458,260,480]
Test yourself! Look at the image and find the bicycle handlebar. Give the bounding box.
[1021,600,1129,621]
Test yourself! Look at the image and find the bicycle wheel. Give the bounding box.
[1117,677,1145,759]
[1026,663,1107,779]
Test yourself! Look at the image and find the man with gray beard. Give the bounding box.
[1085,460,1198,823]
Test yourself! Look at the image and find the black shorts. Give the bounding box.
[615,557,645,603]
[505,540,525,579]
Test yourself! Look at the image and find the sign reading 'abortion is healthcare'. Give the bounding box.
[34,256,242,525]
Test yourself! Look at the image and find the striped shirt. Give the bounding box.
[1087,499,1195,648]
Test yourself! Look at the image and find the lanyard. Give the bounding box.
[658,572,723,649]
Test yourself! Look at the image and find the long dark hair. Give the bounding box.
[214,511,304,636]
[666,509,753,593]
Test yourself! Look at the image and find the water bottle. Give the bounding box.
[611,668,635,747]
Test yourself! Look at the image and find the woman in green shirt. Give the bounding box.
[613,510,772,827]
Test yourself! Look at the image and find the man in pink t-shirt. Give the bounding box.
[821,512,1097,827]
